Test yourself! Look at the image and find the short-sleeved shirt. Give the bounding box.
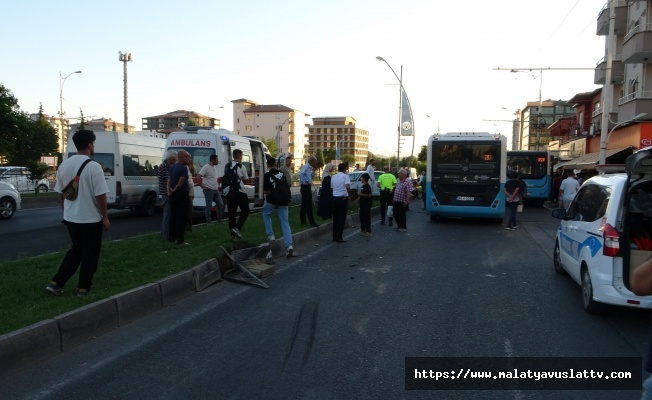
[365,165,375,184]
[560,177,580,201]
[360,183,372,208]
[378,172,397,190]
[331,172,351,197]
[223,161,249,196]
[393,179,413,203]
[198,164,218,190]
[504,179,520,203]
[55,155,109,223]
[157,160,170,195]
[169,163,190,192]
[280,164,292,185]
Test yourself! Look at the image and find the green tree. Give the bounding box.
[417,145,427,162]
[187,117,198,126]
[260,137,279,157]
[323,149,335,163]
[341,154,355,166]
[314,148,325,169]
[0,85,58,166]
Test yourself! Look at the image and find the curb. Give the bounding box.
[0,206,377,377]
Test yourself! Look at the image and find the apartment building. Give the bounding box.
[141,110,220,135]
[516,100,574,151]
[307,116,369,166]
[232,99,311,162]
[69,118,135,134]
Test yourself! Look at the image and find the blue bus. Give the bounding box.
[506,150,551,206]
[426,132,507,221]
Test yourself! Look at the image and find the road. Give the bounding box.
[0,187,306,262]
[0,205,649,399]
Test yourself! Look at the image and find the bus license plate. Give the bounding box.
[457,196,474,201]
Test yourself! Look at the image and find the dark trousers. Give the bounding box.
[300,185,316,224]
[169,191,190,243]
[379,189,393,222]
[359,204,371,233]
[507,201,518,228]
[226,190,250,230]
[52,220,103,291]
[332,197,348,240]
[394,202,407,229]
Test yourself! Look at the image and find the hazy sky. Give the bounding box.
[2,0,605,156]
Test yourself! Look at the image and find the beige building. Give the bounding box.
[70,118,135,134]
[307,116,369,165]
[232,99,311,162]
[141,110,220,135]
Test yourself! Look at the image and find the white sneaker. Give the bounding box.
[265,250,275,264]
[231,227,242,239]
[286,246,294,259]
[267,235,276,242]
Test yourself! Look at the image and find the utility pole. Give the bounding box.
[119,52,133,133]
[599,1,616,165]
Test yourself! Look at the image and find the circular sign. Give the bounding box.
[642,138,652,146]
[402,122,412,131]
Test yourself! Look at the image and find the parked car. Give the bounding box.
[551,146,652,313]
[0,166,50,194]
[0,181,21,220]
[349,170,383,197]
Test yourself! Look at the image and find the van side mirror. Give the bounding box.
[551,208,568,220]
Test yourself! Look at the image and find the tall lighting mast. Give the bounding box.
[118,52,133,133]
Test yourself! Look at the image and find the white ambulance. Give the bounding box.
[65,131,167,216]
[164,127,271,212]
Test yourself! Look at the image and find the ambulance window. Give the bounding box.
[241,154,252,177]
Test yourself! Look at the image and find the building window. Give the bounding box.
[246,114,252,120]
[246,125,252,132]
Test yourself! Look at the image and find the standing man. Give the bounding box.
[365,159,376,187]
[158,150,177,240]
[559,170,580,210]
[280,154,293,186]
[392,169,413,232]
[46,130,110,297]
[377,166,397,225]
[224,149,251,239]
[168,150,191,245]
[331,162,351,243]
[263,157,294,259]
[198,154,223,224]
[299,156,319,227]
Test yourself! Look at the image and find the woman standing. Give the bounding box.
[317,163,334,219]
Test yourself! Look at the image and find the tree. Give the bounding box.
[341,154,355,166]
[314,148,325,169]
[260,137,279,157]
[0,84,59,166]
[323,149,336,163]
[417,145,427,162]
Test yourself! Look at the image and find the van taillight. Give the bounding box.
[603,223,620,257]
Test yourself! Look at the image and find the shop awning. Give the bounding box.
[553,147,634,170]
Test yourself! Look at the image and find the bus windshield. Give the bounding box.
[432,141,502,177]
[507,152,547,179]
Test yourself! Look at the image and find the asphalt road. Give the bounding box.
[0,205,649,399]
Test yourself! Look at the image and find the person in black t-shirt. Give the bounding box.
[503,173,520,231]
[358,173,373,236]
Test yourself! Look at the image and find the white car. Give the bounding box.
[551,147,652,313]
[0,166,50,194]
[0,181,21,220]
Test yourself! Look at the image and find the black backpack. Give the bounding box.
[271,172,292,205]
[222,162,241,193]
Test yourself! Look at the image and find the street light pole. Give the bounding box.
[208,105,224,128]
[59,70,82,153]
[376,56,403,165]
[118,52,133,133]
[599,113,647,165]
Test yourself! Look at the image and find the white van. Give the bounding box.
[164,127,271,211]
[66,131,167,216]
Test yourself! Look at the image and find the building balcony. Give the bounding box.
[597,1,628,36]
[594,55,623,84]
[618,91,652,121]
[623,24,652,63]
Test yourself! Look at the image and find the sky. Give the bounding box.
[1,0,606,156]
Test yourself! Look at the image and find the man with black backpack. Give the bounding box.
[262,157,294,260]
[222,149,250,239]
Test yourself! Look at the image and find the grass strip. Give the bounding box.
[0,202,360,335]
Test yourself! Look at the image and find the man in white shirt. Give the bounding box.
[224,149,251,239]
[365,159,375,187]
[46,130,110,297]
[331,162,352,243]
[559,170,580,210]
[198,154,223,224]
